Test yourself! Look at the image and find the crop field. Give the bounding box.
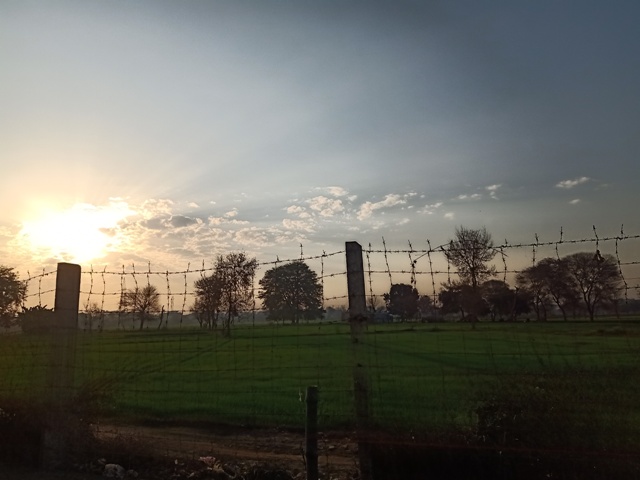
[2,320,640,451]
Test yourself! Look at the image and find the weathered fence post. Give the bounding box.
[42,262,81,469]
[305,385,319,480]
[345,242,373,480]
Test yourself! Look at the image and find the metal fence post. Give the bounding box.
[345,242,372,480]
[305,385,319,480]
[42,262,81,468]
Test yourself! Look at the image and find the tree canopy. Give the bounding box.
[208,252,258,335]
[0,266,27,329]
[384,283,419,321]
[119,285,161,330]
[258,260,323,324]
[445,226,496,289]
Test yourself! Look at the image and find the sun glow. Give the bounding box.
[19,201,134,265]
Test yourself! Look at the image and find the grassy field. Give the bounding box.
[2,320,640,450]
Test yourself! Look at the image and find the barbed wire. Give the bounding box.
[18,228,640,321]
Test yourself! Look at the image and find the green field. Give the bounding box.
[2,321,640,449]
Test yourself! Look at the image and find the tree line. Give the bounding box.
[0,227,628,333]
[385,227,624,323]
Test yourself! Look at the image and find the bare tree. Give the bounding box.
[214,252,257,336]
[83,301,104,332]
[193,274,223,330]
[445,226,497,289]
[119,285,161,330]
[444,227,496,325]
[565,251,621,321]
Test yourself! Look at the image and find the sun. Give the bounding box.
[19,201,133,265]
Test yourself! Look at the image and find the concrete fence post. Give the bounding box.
[42,262,81,469]
[345,242,372,480]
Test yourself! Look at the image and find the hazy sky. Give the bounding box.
[2,0,639,277]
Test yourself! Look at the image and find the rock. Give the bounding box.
[103,463,126,478]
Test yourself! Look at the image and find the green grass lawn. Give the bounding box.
[2,320,640,448]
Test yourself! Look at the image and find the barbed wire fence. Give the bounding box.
[2,227,640,475]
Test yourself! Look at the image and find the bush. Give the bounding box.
[18,305,56,334]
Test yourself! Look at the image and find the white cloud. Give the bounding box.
[457,194,481,200]
[325,186,349,197]
[486,184,502,199]
[224,209,238,218]
[357,194,407,220]
[418,202,443,215]
[444,212,455,219]
[556,176,590,189]
[286,205,306,215]
[307,196,344,217]
[570,199,581,205]
[282,218,316,232]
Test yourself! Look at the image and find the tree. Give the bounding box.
[481,280,514,321]
[445,226,497,289]
[83,301,104,332]
[193,274,223,330]
[516,264,551,321]
[258,261,323,324]
[0,266,27,329]
[119,285,161,330]
[564,251,621,321]
[384,283,419,321]
[213,252,258,336]
[438,282,487,321]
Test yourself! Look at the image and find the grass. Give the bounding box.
[1,321,640,445]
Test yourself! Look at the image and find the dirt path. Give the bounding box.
[93,423,359,478]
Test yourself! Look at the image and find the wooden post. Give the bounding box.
[42,262,81,469]
[345,242,372,480]
[305,386,319,480]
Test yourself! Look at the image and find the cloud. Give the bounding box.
[418,202,443,215]
[357,194,407,220]
[457,193,481,200]
[307,196,344,217]
[444,212,455,219]
[286,205,306,215]
[224,209,238,218]
[325,186,349,197]
[569,199,581,205]
[168,215,200,228]
[556,177,590,189]
[282,218,316,232]
[486,184,502,199]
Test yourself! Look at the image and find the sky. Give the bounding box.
[1,0,639,296]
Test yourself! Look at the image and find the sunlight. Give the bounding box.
[19,200,134,265]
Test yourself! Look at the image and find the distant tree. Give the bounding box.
[83,301,104,332]
[258,261,323,324]
[445,227,497,289]
[564,251,621,321]
[417,295,437,319]
[516,264,551,321]
[193,274,223,330]
[119,285,161,330]
[384,283,419,321]
[481,280,514,321]
[214,252,258,336]
[0,266,27,329]
[439,282,487,321]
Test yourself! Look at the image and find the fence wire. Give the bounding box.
[2,228,640,475]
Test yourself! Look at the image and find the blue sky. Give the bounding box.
[1,0,639,282]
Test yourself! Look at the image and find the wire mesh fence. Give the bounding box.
[2,227,640,477]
